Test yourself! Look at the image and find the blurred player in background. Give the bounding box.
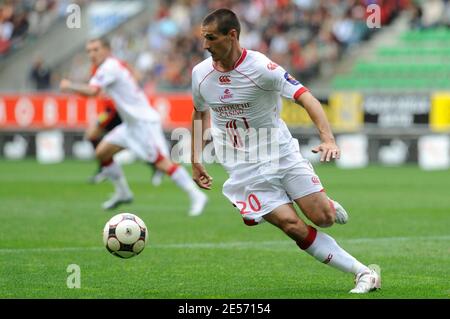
[84,95,120,183]
[61,38,207,216]
[85,93,164,186]
[191,9,381,293]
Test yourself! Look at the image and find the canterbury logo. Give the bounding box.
[267,62,278,70]
[219,75,231,84]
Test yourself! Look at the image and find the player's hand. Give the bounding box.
[59,79,72,92]
[312,142,340,162]
[192,163,213,190]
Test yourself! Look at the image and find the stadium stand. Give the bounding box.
[332,27,450,91]
[0,0,87,58]
[60,0,411,92]
[1,0,449,166]
[332,0,450,92]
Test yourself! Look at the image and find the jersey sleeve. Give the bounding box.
[260,57,309,101]
[191,68,208,112]
[89,61,117,89]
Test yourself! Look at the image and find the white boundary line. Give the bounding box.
[0,235,449,253]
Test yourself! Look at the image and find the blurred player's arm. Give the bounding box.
[296,91,340,162]
[60,79,101,97]
[191,109,213,190]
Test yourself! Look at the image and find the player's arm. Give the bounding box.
[296,91,340,162]
[60,79,100,97]
[191,109,213,190]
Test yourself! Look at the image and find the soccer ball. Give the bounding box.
[103,213,148,258]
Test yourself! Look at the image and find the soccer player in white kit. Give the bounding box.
[60,38,207,216]
[191,9,381,293]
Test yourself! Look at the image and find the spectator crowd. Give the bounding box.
[101,0,413,91]
[11,0,448,92]
[0,0,88,57]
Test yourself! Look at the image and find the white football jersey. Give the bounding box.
[192,49,308,172]
[90,57,160,123]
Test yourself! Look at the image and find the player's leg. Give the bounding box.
[151,122,207,215]
[282,154,348,226]
[85,122,103,150]
[295,191,348,226]
[146,162,164,186]
[132,121,207,216]
[263,204,380,293]
[153,156,207,216]
[294,191,336,227]
[84,122,106,183]
[96,125,133,210]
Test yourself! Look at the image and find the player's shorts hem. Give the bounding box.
[241,199,292,226]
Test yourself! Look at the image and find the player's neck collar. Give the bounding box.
[213,48,247,73]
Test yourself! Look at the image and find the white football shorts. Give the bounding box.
[103,120,169,163]
[222,151,324,226]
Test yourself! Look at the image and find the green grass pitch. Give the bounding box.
[0,160,449,298]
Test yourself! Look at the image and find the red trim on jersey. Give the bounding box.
[297,225,317,250]
[109,57,135,80]
[167,164,179,176]
[293,87,309,100]
[212,48,248,73]
[94,56,134,80]
[90,65,98,76]
[233,48,247,69]
[110,57,133,74]
[118,59,131,71]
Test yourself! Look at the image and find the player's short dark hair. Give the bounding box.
[88,37,111,49]
[202,8,241,39]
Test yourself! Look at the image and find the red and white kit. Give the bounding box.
[90,57,169,162]
[192,49,324,224]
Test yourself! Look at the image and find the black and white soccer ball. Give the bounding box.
[103,213,148,258]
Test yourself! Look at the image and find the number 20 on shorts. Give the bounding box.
[236,194,261,215]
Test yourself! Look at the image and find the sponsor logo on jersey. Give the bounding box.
[220,88,233,101]
[267,62,278,70]
[212,103,250,117]
[311,176,321,185]
[284,72,300,85]
[219,75,231,84]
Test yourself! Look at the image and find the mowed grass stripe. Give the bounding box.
[0,235,448,253]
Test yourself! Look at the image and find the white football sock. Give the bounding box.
[102,161,132,196]
[301,227,369,275]
[169,166,200,197]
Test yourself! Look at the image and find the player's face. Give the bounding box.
[201,22,235,62]
[86,41,109,66]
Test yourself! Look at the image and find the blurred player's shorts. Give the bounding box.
[103,120,169,163]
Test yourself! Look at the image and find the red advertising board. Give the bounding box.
[0,93,194,130]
